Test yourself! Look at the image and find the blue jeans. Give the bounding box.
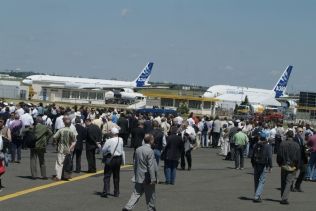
[234,145,245,168]
[306,151,316,180]
[164,160,178,184]
[254,164,267,199]
[154,149,161,166]
[201,132,208,147]
[11,139,22,162]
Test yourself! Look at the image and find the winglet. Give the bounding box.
[273,65,293,98]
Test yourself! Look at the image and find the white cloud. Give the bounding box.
[121,8,130,17]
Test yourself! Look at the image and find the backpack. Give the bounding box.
[23,129,37,148]
[202,122,208,132]
[252,143,266,164]
[11,123,22,138]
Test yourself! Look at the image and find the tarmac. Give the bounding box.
[0,146,315,211]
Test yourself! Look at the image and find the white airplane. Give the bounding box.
[202,65,293,107]
[22,62,154,89]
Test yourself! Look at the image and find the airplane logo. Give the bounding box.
[135,62,154,87]
[273,65,293,98]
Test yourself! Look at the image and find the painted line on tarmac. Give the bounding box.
[0,164,133,202]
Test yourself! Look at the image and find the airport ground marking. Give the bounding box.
[0,164,133,202]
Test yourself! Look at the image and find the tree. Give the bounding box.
[177,102,189,115]
[240,95,249,106]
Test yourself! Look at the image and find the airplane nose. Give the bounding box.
[22,79,32,85]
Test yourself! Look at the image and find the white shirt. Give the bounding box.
[42,115,53,127]
[270,127,277,139]
[16,108,25,116]
[182,125,196,140]
[9,106,16,113]
[55,115,65,130]
[31,108,38,118]
[102,136,125,164]
[20,113,34,127]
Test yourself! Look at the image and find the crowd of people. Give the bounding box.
[0,101,316,209]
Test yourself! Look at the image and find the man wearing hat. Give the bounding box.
[101,127,125,198]
[85,118,102,173]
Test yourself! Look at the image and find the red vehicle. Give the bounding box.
[254,108,284,122]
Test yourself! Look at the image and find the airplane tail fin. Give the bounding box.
[133,62,154,87]
[273,65,293,98]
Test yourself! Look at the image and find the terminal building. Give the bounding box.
[297,91,316,121]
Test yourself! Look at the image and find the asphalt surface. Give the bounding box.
[0,145,315,211]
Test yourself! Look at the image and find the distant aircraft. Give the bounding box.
[202,65,293,106]
[22,62,154,89]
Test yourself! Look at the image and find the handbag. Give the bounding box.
[102,137,119,165]
[281,165,296,172]
[160,149,166,161]
[63,154,73,173]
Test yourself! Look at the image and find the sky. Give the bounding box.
[0,0,315,92]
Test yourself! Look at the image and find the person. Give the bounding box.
[150,120,165,166]
[0,117,11,191]
[211,116,221,148]
[101,114,118,142]
[220,124,230,156]
[131,120,145,158]
[85,118,102,173]
[291,127,308,192]
[164,126,183,185]
[20,107,34,128]
[101,127,125,198]
[52,116,76,181]
[228,122,239,161]
[160,117,170,136]
[251,135,272,202]
[123,134,157,211]
[233,128,248,170]
[305,132,316,181]
[28,117,53,179]
[200,117,209,148]
[73,117,87,173]
[117,113,129,146]
[180,121,196,171]
[10,113,23,163]
[277,130,301,205]
[0,117,11,148]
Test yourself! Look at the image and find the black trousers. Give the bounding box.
[181,150,192,170]
[120,133,129,146]
[212,132,220,147]
[293,165,306,189]
[103,156,122,195]
[73,149,82,172]
[86,148,96,172]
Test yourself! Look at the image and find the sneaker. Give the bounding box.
[239,168,244,170]
[280,200,289,205]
